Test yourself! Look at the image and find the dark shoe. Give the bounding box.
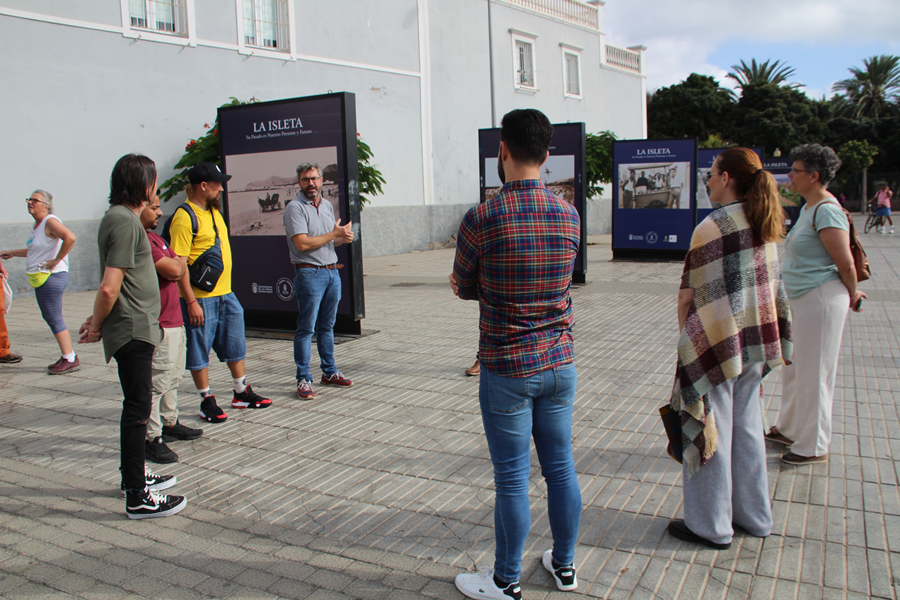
[782,452,829,465]
[542,549,578,591]
[297,379,315,400]
[321,371,352,387]
[0,352,23,364]
[121,465,177,496]
[126,489,187,520]
[465,359,480,376]
[162,420,203,442]
[145,437,178,464]
[198,395,227,423]
[48,356,79,375]
[667,519,731,550]
[232,384,273,409]
[764,427,793,446]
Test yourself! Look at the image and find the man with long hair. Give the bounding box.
[80,154,186,519]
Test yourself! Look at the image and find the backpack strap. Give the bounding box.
[811,199,841,232]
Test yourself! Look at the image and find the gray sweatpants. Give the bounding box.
[683,362,773,545]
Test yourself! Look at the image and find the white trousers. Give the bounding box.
[147,326,187,441]
[776,279,850,458]
[683,362,772,545]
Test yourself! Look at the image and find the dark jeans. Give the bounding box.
[114,340,154,492]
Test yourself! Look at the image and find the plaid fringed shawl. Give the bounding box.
[671,202,793,476]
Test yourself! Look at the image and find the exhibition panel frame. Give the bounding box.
[218,92,364,334]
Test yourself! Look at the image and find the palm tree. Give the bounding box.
[831,55,900,119]
[726,59,802,90]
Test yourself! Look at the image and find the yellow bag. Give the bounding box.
[27,271,51,288]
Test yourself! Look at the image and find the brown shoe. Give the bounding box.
[48,356,80,375]
[0,352,23,364]
[781,452,829,465]
[764,427,793,446]
[465,359,480,376]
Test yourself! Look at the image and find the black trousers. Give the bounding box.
[114,340,155,492]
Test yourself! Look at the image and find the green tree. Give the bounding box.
[726,59,802,90]
[831,54,900,119]
[699,133,735,149]
[647,73,733,140]
[724,83,824,156]
[585,131,616,198]
[838,140,879,175]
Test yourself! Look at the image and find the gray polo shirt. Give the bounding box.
[283,193,339,266]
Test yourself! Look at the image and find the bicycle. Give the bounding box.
[863,202,878,234]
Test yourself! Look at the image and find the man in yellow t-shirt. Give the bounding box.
[169,162,272,423]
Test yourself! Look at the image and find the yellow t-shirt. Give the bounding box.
[169,200,233,298]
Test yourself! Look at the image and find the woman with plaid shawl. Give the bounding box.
[668,148,793,550]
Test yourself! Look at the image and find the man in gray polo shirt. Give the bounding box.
[283,163,354,400]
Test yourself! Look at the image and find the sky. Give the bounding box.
[602,0,900,99]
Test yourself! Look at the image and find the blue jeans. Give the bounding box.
[293,267,341,381]
[479,362,581,582]
[182,292,247,371]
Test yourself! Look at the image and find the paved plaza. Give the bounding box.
[1,225,898,600]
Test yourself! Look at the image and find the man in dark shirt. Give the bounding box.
[140,199,203,464]
[80,154,186,520]
[450,110,582,599]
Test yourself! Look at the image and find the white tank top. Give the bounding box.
[26,215,68,274]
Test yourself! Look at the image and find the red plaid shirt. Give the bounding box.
[453,179,580,377]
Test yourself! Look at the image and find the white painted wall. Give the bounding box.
[0,0,645,292]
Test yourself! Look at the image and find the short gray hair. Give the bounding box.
[789,144,841,187]
[296,163,321,180]
[33,189,54,214]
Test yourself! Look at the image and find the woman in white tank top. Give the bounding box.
[0,190,78,374]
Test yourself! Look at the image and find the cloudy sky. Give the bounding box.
[603,0,900,99]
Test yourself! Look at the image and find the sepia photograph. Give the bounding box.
[618,161,690,209]
[484,155,577,205]
[225,146,339,237]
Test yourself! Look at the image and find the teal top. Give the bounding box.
[781,200,848,300]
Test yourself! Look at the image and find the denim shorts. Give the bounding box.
[877,206,891,217]
[182,292,247,370]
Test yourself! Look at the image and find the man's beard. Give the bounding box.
[206,192,222,211]
[302,187,320,201]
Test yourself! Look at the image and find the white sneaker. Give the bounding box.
[542,549,578,591]
[455,567,521,599]
[891,228,895,234]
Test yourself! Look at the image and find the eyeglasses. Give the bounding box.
[789,168,812,174]
[300,176,322,185]
[26,198,47,205]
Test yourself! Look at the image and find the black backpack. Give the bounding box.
[161,203,199,245]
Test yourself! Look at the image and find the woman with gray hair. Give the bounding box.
[765,144,866,465]
[0,190,79,374]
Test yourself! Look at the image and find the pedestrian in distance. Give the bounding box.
[871,181,894,234]
[1,190,78,374]
[766,144,867,465]
[0,259,23,365]
[668,147,793,550]
[79,154,186,519]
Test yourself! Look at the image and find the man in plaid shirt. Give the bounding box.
[450,109,582,600]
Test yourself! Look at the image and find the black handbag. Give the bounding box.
[659,404,683,463]
[189,213,224,293]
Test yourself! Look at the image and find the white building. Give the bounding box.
[0,0,646,293]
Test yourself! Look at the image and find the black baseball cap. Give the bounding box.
[188,162,232,184]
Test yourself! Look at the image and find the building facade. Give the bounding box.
[0,0,646,294]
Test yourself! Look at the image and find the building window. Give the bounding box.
[564,52,580,96]
[243,0,290,51]
[510,30,538,91]
[129,0,187,35]
[516,40,535,87]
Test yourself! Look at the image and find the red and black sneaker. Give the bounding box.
[232,385,272,409]
[321,372,352,387]
[199,395,228,423]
